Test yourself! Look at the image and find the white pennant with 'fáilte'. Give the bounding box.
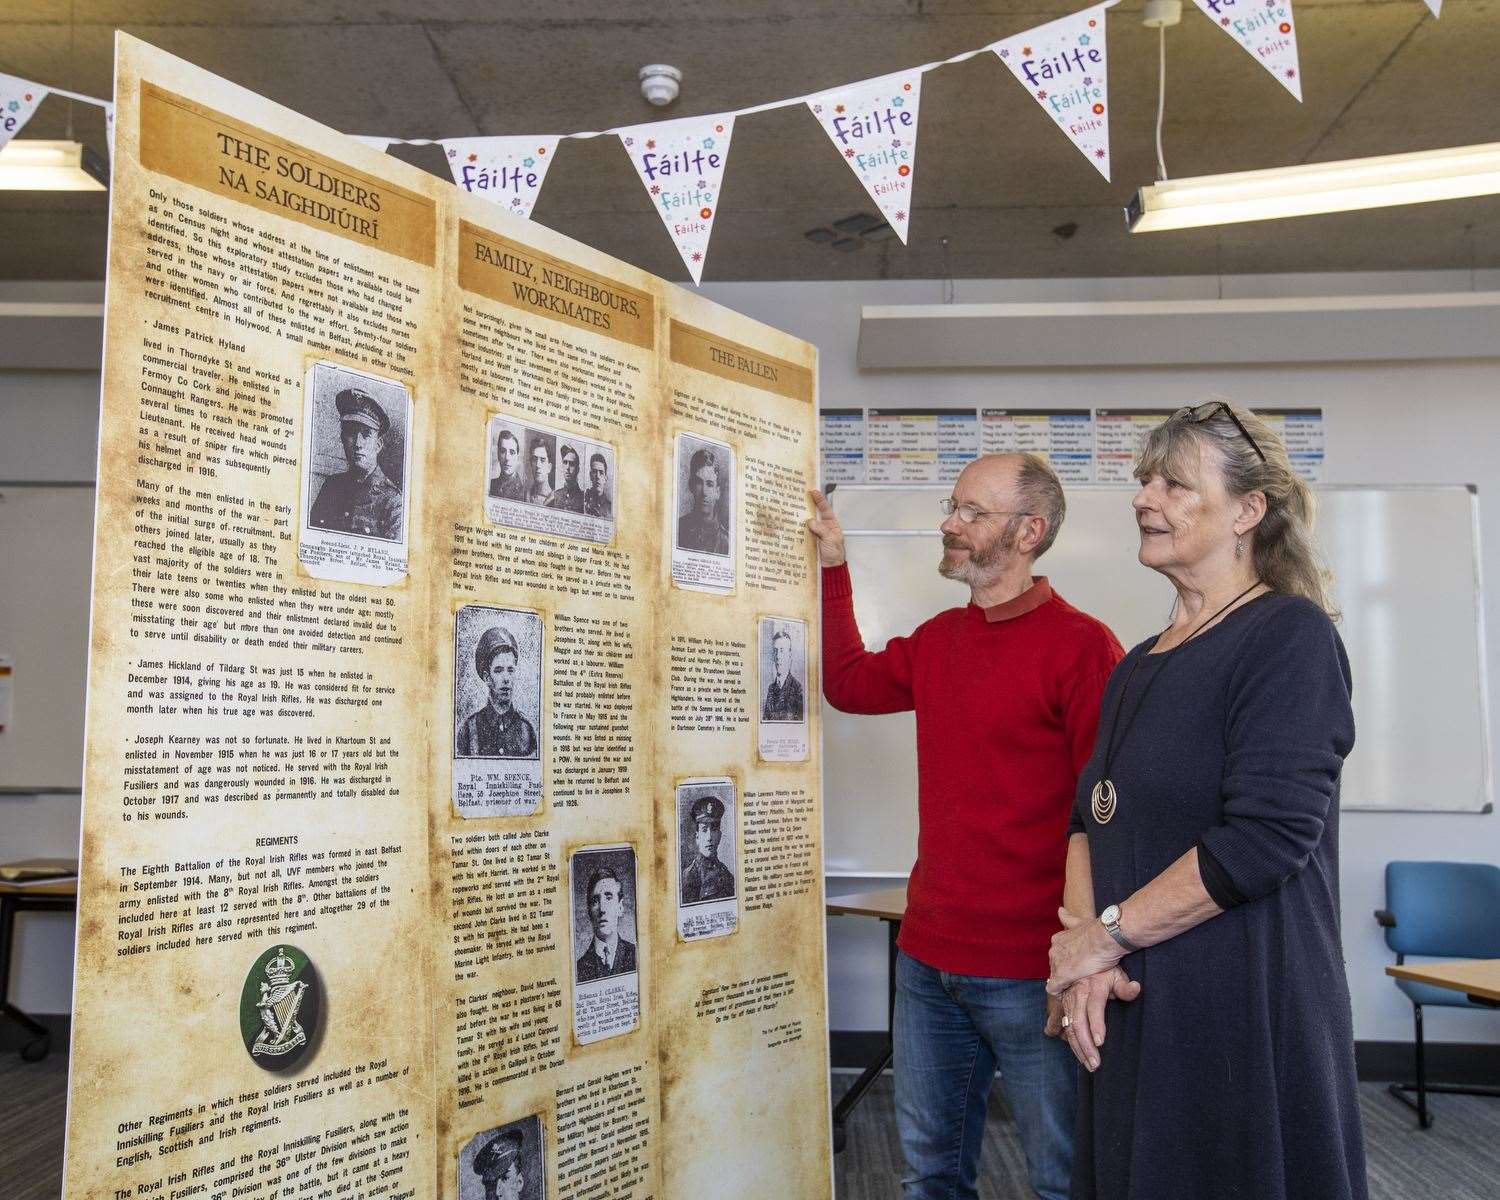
[442,135,561,221]
[0,74,49,153]
[992,5,1114,181]
[806,70,923,243]
[1190,0,1303,101]
[616,114,734,284]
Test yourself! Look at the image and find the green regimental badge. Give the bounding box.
[239,944,320,1071]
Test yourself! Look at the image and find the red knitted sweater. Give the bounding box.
[823,563,1123,978]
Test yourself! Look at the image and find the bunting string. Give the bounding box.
[0,0,1447,278]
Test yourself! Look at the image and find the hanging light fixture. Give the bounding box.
[0,139,107,190]
[1127,142,1500,232]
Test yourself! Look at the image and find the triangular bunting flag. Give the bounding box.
[441,135,560,220]
[806,70,923,243]
[350,135,394,154]
[1423,0,1441,15]
[616,114,735,284]
[0,74,49,154]
[1190,0,1303,101]
[992,6,1114,180]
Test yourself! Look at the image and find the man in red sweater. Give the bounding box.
[810,453,1122,1200]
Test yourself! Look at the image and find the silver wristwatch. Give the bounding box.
[1099,903,1140,953]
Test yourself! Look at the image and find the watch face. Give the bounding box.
[1100,904,1120,925]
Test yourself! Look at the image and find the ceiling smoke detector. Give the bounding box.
[639,64,682,107]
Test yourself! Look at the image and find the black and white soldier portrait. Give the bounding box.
[573,853,638,983]
[761,621,807,723]
[458,1115,545,1200]
[487,422,529,502]
[583,451,613,519]
[298,361,413,587]
[675,779,738,941]
[484,413,618,546]
[569,845,641,1044]
[452,605,544,818]
[670,432,736,594]
[305,364,408,543]
[456,624,540,759]
[758,616,810,762]
[524,429,556,506]
[545,442,587,513]
[678,784,735,905]
[674,434,732,556]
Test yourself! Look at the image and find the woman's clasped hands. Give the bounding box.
[1045,906,1142,1073]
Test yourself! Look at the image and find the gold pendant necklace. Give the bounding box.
[1090,779,1117,825]
[1089,580,1264,826]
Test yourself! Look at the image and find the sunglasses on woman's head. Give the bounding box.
[1173,401,1268,464]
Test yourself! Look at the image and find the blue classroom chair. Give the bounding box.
[1374,860,1500,1128]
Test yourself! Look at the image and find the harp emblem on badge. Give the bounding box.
[252,947,308,1058]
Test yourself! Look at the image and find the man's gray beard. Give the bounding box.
[937,555,981,584]
[938,526,1017,585]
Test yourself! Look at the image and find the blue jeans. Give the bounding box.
[894,950,1076,1200]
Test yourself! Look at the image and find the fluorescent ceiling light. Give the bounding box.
[1127,142,1500,233]
[0,139,108,191]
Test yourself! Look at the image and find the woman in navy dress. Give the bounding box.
[1044,401,1367,1200]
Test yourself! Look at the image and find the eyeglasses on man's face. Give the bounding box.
[939,497,1035,525]
[1173,401,1268,464]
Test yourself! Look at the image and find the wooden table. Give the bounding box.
[1386,959,1500,1006]
[826,884,908,1153]
[0,873,79,1061]
[1384,959,1500,1127]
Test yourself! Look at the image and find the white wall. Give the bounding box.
[702,272,1500,1046]
[0,368,98,1014]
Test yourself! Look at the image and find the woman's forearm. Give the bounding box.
[1051,843,1226,996]
[1063,832,1096,921]
[1116,847,1222,949]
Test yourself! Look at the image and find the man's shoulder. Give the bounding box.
[912,605,972,637]
[315,470,355,497]
[1040,589,1124,657]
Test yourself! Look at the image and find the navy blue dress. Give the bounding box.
[1069,593,1367,1200]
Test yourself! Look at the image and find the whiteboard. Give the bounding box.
[0,484,96,791]
[823,485,1491,876]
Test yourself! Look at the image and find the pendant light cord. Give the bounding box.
[1155,22,1169,181]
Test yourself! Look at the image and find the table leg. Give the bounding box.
[1,894,62,1061]
[832,918,900,1152]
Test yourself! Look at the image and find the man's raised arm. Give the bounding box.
[808,489,916,715]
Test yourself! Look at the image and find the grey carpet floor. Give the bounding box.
[3,1054,1496,1198]
[830,1074,1500,1200]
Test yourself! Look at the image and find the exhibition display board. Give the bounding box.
[65,36,829,1200]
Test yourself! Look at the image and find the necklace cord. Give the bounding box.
[1096,581,1264,784]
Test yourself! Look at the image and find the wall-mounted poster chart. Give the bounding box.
[1092,407,1177,484]
[979,408,1094,483]
[866,407,978,484]
[1256,408,1325,482]
[65,36,830,1200]
[819,407,865,484]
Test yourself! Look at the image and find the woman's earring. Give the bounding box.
[1235,536,1244,560]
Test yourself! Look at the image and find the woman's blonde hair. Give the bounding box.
[1135,399,1338,619]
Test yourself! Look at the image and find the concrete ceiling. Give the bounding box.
[2,0,1498,283]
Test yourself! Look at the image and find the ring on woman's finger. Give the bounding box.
[1061,1015,1071,1028]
